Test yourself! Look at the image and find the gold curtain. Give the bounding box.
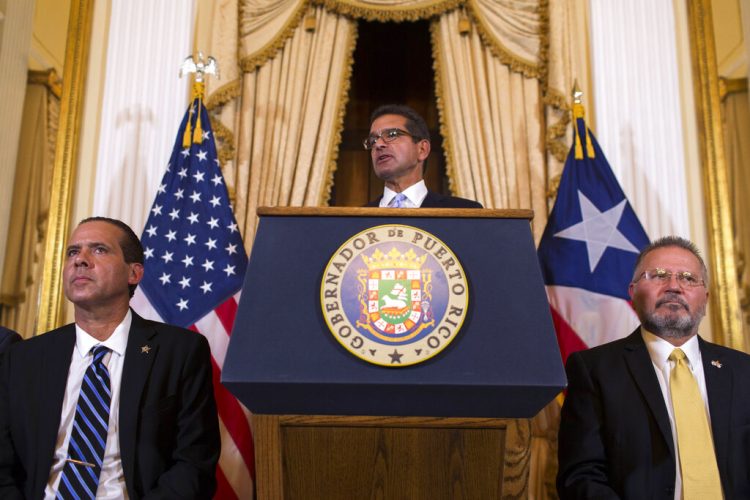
[207,1,356,248]
[434,9,548,237]
[721,80,750,344]
[0,71,60,336]
[206,1,578,496]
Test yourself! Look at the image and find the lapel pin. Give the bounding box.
[141,345,151,354]
[711,360,722,368]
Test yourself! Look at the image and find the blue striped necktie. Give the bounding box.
[57,345,111,499]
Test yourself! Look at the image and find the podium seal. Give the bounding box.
[320,224,469,367]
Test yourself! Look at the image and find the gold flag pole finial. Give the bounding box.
[179,52,220,147]
[571,80,594,159]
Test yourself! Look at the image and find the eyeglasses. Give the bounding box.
[632,268,705,288]
[363,128,415,150]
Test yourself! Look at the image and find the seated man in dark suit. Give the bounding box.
[557,236,750,499]
[0,217,219,499]
[0,326,21,353]
[364,104,483,208]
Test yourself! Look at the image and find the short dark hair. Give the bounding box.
[370,104,431,172]
[633,235,708,284]
[79,216,144,297]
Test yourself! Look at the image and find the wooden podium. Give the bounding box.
[223,208,566,499]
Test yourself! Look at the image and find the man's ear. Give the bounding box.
[417,139,430,163]
[129,262,145,286]
[628,281,635,300]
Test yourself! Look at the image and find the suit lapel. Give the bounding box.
[35,326,76,496]
[622,330,675,456]
[699,338,731,481]
[420,191,440,207]
[118,312,158,495]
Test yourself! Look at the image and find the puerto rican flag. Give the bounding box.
[537,107,650,363]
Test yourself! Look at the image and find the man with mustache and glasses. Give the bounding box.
[363,104,482,208]
[557,236,750,500]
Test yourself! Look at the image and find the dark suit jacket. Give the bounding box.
[0,311,220,499]
[0,327,21,354]
[366,190,483,208]
[557,329,750,499]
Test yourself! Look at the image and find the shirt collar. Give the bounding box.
[642,328,701,370]
[382,180,428,208]
[74,309,132,358]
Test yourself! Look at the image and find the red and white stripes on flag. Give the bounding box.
[132,291,255,498]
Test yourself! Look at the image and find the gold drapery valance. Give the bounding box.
[236,0,545,78]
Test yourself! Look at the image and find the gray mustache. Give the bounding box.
[656,293,689,310]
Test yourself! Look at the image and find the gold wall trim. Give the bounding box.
[28,69,63,99]
[37,0,95,334]
[719,77,748,101]
[686,0,746,351]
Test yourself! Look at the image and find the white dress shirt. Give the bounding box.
[45,310,132,499]
[642,329,713,500]
[379,179,428,208]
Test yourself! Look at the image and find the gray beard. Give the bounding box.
[639,293,706,340]
[641,312,698,340]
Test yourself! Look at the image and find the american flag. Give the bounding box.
[131,92,255,498]
[537,104,650,364]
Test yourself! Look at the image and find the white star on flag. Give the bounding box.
[554,190,639,272]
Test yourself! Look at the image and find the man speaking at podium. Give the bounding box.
[364,104,483,209]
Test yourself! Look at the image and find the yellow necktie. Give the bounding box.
[669,348,723,499]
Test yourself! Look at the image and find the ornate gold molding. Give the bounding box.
[28,69,63,99]
[37,0,95,334]
[719,77,748,101]
[686,0,746,351]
